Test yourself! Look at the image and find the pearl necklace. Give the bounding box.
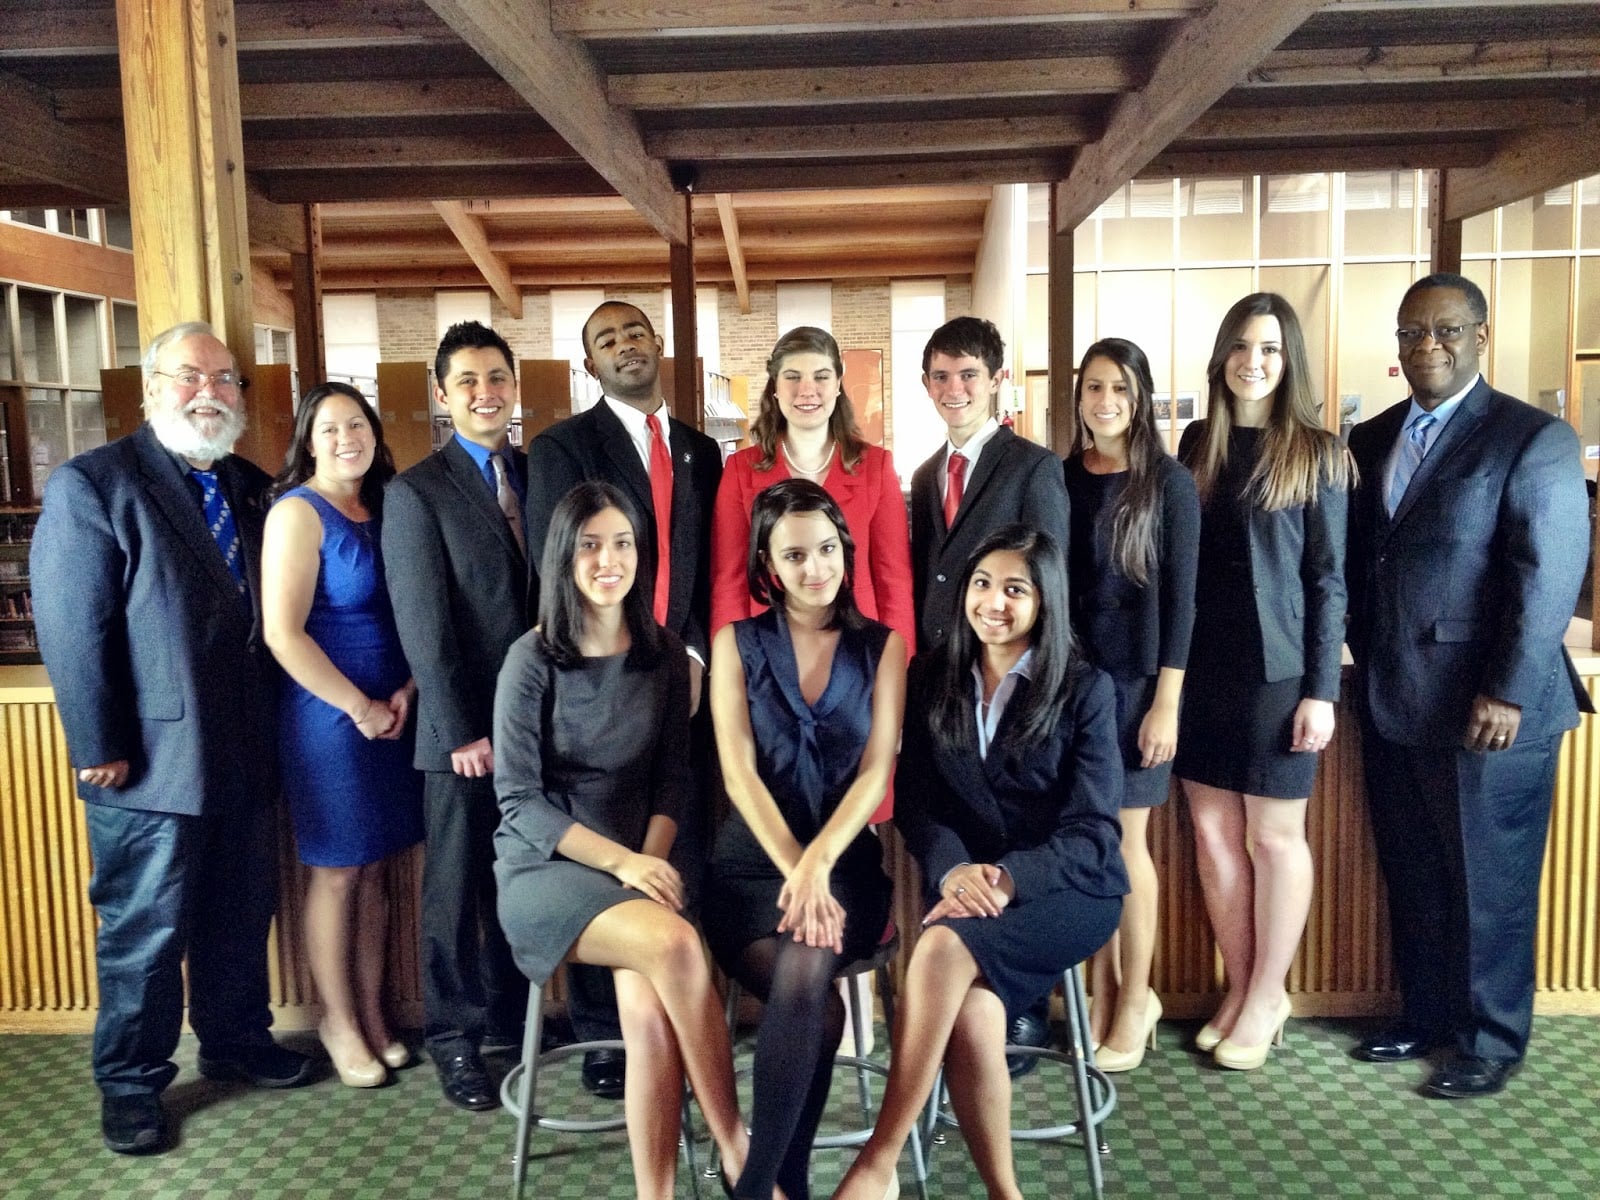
[782,438,834,481]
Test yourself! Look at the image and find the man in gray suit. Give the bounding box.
[1346,273,1590,1097]
[32,322,312,1156]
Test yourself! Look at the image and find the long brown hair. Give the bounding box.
[1188,293,1353,510]
[749,326,867,474]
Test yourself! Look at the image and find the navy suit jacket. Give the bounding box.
[31,423,277,814]
[909,427,1071,650]
[524,401,721,661]
[382,437,531,772]
[1346,380,1591,748]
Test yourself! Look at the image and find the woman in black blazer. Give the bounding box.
[1175,293,1353,1071]
[1063,338,1200,1072]
[834,526,1127,1200]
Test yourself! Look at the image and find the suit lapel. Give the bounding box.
[948,426,1013,542]
[592,402,654,520]
[441,438,523,562]
[1389,381,1490,529]
[133,425,245,601]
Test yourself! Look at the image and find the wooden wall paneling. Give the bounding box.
[250,362,295,474]
[99,367,144,443]
[375,362,433,472]
[518,359,575,441]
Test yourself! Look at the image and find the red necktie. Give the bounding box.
[944,451,967,530]
[646,412,674,625]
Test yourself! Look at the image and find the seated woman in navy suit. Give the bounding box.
[834,526,1127,1200]
[705,479,907,1200]
[492,482,749,1199]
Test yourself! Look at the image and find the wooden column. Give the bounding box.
[114,0,262,458]
[1047,182,1077,453]
[290,204,325,401]
[1428,170,1464,275]
[668,192,699,430]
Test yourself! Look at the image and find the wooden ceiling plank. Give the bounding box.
[723,185,995,209]
[1443,110,1600,221]
[1142,141,1494,178]
[694,157,1066,192]
[254,165,616,203]
[247,186,310,254]
[647,115,1095,160]
[423,0,686,243]
[714,193,751,315]
[316,255,975,290]
[433,200,524,318]
[1249,37,1600,87]
[0,70,127,200]
[1054,0,1325,232]
[1187,96,1588,140]
[609,57,1135,109]
[246,132,576,170]
[554,0,1201,36]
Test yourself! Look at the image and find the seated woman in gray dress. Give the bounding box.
[263,382,423,1088]
[492,481,748,1200]
[705,479,907,1200]
[834,526,1128,1200]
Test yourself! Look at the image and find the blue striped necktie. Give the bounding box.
[1386,412,1436,516]
[190,467,247,594]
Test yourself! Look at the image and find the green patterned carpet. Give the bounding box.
[2,1015,1596,1199]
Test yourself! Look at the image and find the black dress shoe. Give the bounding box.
[197,1041,315,1088]
[1006,1003,1052,1079]
[102,1093,166,1155]
[435,1050,499,1111]
[1351,1024,1441,1063]
[1421,1054,1517,1099]
[581,1048,626,1099]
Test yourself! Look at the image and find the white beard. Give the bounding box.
[148,399,248,462]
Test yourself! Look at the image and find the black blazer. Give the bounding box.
[1346,381,1591,748]
[1064,451,1200,680]
[909,427,1070,650]
[895,656,1129,905]
[524,400,722,661]
[31,423,278,814]
[1178,421,1348,701]
[382,437,531,772]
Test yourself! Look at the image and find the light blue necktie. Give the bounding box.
[1386,412,1436,516]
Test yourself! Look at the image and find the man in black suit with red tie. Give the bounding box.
[524,300,722,1096]
[384,320,532,1111]
[1346,273,1590,1098]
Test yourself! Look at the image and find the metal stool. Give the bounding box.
[914,963,1114,1199]
[502,971,702,1199]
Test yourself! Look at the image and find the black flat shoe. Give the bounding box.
[102,1093,166,1155]
[197,1041,314,1088]
[581,1048,626,1099]
[1421,1054,1517,1099]
[434,1051,499,1111]
[1006,1003,1051,1078]
[1352,1024,1442,1063]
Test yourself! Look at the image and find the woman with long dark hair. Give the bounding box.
[1063,338,1200,1071]
[492,481,749,1199]
[1175,293,1353,1069]
[705,478,906,1200]
[262,382,422,1087]
[834,525,1127,1200]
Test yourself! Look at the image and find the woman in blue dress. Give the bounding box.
[263,382,423,1088]
[705,479,907,1200]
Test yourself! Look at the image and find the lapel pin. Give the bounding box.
[682,452,692,463]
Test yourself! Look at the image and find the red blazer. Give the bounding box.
[711,442,916,653]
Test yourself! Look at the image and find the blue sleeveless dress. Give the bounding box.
[276,486,423,867]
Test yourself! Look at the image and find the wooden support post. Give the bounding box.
[669,192,699,430]
[290,204,325,400]
[1047,182,1076,454]
[114,0,265,461]
[1428,171,1463,276]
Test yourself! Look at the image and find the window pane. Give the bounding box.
[1579,257,1600,351]
[1500,188,1575,253]
[63,295,102,387]
[103,207,134,250]
[18,289,61,382]
[1175,267,1252,442]
[0,288,14,381]
[1100,181,1174,267]
[1494,258,1571,414]
[5,209,49,230]
[1581,175,1600,252]
[1343,171,1416,258]
[112,303,141,368]
[1260,263,1331,425]
[1073,271,1097,369]
[1098,269,1173,414]
[1462,209,1494,255]
[1260,174,1329,260]
[70,390,106,454]
[26,388,67,496]
[1179,177,1252,264]
[1338,261,1415,424]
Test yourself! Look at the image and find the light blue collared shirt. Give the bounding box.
[971,646,1035,761]
[1382,375,1479,504]
[453,432,524,506]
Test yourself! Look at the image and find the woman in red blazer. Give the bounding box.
[712,326,916,656]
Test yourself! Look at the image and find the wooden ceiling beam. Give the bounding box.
[717,185,995,209]
[246,133,576,170]
[714,193,751,315]
[609,57,1136,109]
[1247,37,1600,87]
[252,165,615,203]
[423,0,686,243]
[647,115,1095,160]
[246,187,310,254]
[432,200,524,318]
[0,70,127,201]
[55,81,530,123]
[1141,141,1494,179]
[693,157,1066,192]
[1443,109,1600,222]
[1186,96,1588,140]
[1054,0,1325,232]
[554,0,1201,36]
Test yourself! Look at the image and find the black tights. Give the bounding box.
[729,935,845,1200]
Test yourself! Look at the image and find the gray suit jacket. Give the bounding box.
[31,423,277,814]
[1346,380,1591,748]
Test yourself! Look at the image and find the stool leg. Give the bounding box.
[1064,969,1105,1200]
[511,988,544,1200]
[707,978,741,1182]
[849,974,874,1118]
[680,1089,702,1199]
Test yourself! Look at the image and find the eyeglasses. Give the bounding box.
[1394,322,1481,347]
[152,368,241,391]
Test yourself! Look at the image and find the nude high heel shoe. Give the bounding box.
[1213,996,1292,1071]
[1093,992,1162,1073]
[378,1041,413,1070]
[319,1023,388,1088]
[1194,1019,1227,1053]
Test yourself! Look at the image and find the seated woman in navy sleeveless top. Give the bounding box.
[262,382,423,1088]
[705,479,907,1200]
